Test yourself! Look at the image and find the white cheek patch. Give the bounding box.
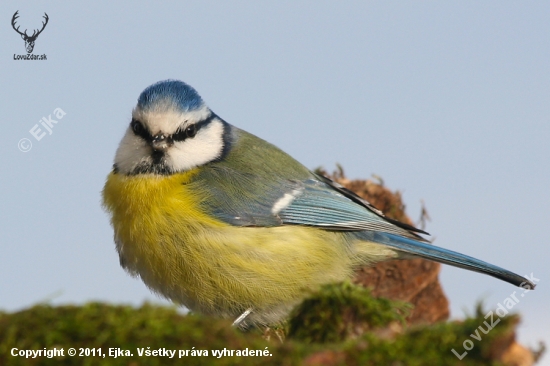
[114,130,151,173]
[167,119,225,172]
[113,114,225,175]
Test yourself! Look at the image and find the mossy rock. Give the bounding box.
[0,282,537,366]
[287,281,411,343]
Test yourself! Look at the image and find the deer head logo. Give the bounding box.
[12,11,49,54]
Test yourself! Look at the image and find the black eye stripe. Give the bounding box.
[130,119,152,141]
[172,126,188,142]
[185,124,197,138]
[173,124,197,141]
[130,115,215,143]
[172,115,214,142]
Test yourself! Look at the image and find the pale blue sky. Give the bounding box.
[1,1,548,362]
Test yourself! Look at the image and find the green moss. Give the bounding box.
[0,303,303,366]
[0,285,535,366]
[287,281,411,343]
[338,308,519,366]
[285,283,522,365]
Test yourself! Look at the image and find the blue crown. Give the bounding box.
[137,80,204,112]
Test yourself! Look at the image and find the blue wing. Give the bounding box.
[195,125,425,237]
[196,161,426,240]
[191,127,535,289]
[275,176,426,240]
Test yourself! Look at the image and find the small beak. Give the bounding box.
[151,133,172,151]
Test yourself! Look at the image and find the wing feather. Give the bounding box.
[276,178,425,240]
[194,127,426,240]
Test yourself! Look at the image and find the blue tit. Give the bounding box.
[102,80,535,326]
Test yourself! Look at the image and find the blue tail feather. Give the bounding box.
[361,231,535,289]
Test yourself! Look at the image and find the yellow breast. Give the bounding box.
[102,171,360,324]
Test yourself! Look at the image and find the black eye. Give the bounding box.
[185,124,197,138]
[173,124,198,142]
[131,119,145,136]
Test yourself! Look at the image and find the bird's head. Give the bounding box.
[114,80,228,175]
